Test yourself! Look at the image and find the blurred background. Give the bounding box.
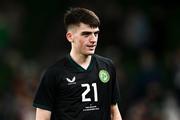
[0,0,179,120]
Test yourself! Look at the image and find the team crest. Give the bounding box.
[99,70,110,83]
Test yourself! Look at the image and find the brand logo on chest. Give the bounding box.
[66,76,76,85]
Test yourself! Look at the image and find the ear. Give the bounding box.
[66,32,74,42]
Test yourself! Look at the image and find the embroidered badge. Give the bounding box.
[99,70,110,83]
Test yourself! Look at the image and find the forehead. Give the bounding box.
[71,23,99,33]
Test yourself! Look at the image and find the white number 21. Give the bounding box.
[81,83,98,102]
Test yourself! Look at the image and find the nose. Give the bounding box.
[89,34,97,43]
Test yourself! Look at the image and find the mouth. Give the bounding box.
[86,45,96,51]
[87,45,96,48]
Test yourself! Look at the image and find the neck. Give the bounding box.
[70,51,92,69]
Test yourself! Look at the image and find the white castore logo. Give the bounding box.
[66,76,76,85]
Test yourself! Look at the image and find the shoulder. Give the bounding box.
[39,56,68,85]
[94,54,116,77]
[42,56,67,78]
[94,54,114,66]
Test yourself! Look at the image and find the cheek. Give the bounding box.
[78,39,87,47]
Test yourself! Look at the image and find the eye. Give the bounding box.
[81,32,91,37]
[94,33,98,37]
[83,34,89,37]
[94,32,99,37]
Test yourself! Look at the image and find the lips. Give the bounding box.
[87,45,96,47]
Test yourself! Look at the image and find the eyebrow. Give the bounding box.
[81,30,100,35]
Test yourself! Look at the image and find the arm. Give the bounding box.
[111,104,122,120]
[36,108,51,120]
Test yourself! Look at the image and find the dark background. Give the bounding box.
[0,0,179,120]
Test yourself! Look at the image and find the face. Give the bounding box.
[66,23,99,56]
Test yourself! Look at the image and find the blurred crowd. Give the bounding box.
[0,0,179,120]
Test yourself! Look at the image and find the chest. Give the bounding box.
[55,67,112,102]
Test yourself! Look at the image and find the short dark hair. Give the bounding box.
[64,7,100,30]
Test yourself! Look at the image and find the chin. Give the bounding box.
[86,51,95,56]
[83,49,96,56]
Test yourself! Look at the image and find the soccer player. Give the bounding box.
[33,7,122,120]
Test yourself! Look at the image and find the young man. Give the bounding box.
[33,7,122,120]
